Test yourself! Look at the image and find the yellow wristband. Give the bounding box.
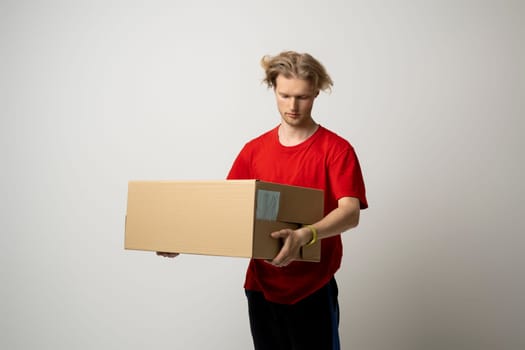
[304,225,318,247]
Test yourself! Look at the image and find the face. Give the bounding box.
[274,75,318,128]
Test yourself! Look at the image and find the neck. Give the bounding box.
[278,120,319,146]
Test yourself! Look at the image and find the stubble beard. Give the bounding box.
[282,113,313,129]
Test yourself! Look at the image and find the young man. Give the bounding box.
[227,51,368,349]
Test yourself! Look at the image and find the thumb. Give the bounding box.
[271,229,291,239]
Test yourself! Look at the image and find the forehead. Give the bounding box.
[275,75,315,95]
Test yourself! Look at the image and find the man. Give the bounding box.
[227,51,368,349]
[159,51,367,349]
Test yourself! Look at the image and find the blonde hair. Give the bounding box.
[261,51,333,92]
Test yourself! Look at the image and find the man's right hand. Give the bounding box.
[156,252,180,258]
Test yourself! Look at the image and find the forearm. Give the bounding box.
[299,197,361,244]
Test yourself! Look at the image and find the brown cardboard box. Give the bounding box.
[125,180,323,261]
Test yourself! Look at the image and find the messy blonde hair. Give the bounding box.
[261,51,333,92]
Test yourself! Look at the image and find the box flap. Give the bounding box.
[256,181,324,224]
[300,241,321,261]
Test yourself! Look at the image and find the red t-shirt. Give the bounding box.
[227,125,368,304]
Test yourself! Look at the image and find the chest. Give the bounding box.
[251,146,328,189]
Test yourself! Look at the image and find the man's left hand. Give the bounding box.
[268,227,312,267]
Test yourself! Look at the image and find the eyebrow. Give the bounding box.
[277,91,311,97]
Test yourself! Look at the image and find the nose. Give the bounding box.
[289,97,298,110]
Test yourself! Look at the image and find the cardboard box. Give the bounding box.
[125,180,323,261]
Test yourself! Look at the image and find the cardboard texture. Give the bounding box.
[125,180,323,261]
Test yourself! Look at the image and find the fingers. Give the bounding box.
[269,246,292,267]
[268,229,298,267]
[156,252,180,258]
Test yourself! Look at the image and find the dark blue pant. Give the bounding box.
[246,278,340,350]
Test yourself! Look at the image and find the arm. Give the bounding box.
[269,196,361,267]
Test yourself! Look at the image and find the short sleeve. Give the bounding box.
[227,144,253,180]
[328,146,368,209]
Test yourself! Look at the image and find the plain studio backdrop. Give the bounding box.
[1,1,523,349]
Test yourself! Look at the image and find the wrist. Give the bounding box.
[295,227,312,246]
[301,225,318,247]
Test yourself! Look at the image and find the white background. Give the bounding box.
[1,1,524,349]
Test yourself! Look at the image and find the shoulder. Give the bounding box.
[317,125,354,152]
[242,125,278,149]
